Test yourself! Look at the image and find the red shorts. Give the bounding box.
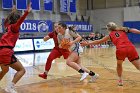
[51,47,70,59]
[0,48,17,65]
[59,48,70,59]
[116,46,139,62]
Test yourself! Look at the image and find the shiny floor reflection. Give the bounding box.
[0,46,140,93]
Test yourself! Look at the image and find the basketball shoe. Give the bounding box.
[39,72,47,79]
[80,72,89,81]
[118,79,123,86]
[89,73,99,82]
[5,82,17,93]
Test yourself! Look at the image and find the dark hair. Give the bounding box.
[58,23,67,29]
[68,26,76,32]
[8,12,20,24]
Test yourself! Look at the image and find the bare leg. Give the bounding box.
[116,60,124,86]
[66,52,81,71]
[0,64,9,80]
[76,57,90,73]
[116,60,123,79]
[131,59,140,71]
[10,61,25,84]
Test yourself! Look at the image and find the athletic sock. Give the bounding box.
[78,69,84,73]
[89,71,95,76]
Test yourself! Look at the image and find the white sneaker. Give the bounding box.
[89,73,99,82]
[5,85,17,93]
[80,72,89,81]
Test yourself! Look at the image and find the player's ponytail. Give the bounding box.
[68,26,76,32]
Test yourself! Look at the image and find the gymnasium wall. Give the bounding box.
[87,8,124,34]
[87,5,140,43]
[0,0,91,37]
[123,6,140,43]
[1,0,140,40]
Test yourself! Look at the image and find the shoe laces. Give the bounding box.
[9,85,17,93]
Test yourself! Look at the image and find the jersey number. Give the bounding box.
[115,32,120,37]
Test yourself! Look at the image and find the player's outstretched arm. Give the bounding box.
[129,28,140,34]
[81,36,110,46]
[12,2,32,32]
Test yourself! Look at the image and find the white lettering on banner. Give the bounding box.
[67,24,93,31]
[77,25,92,31]
[26,23,32,30]
[20,22,37,31]
[44,0,51,3]
[20,23,26,30]
[33,23,37,30]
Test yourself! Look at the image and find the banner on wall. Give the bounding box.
[14,39,34,52]
[2,20,53,32]
[64,21,93,32]
[31,0,40,10]
[60,0,68,13]
[19,20,53,32]
[2,0,13,9]
[33,38,54,50]
[70,0,76,13]
[44,0,53,11]
[16,0,27,10]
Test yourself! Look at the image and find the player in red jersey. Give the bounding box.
[38,23,70,79]
[81,22,140,86]
[0,3,32,93]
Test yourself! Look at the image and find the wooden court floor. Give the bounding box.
[0,46,140,93]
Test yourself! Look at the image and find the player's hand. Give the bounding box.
[12,5,17,12]
[27,2,32,12]
[80,41,89,46]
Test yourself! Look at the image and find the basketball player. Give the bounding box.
[0,3,32,93]
[38,22,70,79]
[81,22,140,86]
[57,23,99,82]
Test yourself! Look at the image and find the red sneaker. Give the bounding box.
[118,79,123,86]
[39,72,47,79]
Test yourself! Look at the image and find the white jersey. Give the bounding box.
[57,29,80,52]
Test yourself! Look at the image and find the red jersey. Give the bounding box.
[0,11,29,48]
[48,31,59,48]
[109,30,133,48]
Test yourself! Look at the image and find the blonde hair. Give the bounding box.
[116,27,129,32]
[106,22,117,31]
[106,22,129,32]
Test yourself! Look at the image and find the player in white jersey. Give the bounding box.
[57,23,99,82]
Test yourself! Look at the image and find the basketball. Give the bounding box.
[60,38,70,49]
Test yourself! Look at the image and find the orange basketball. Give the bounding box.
[60,38,70,49]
